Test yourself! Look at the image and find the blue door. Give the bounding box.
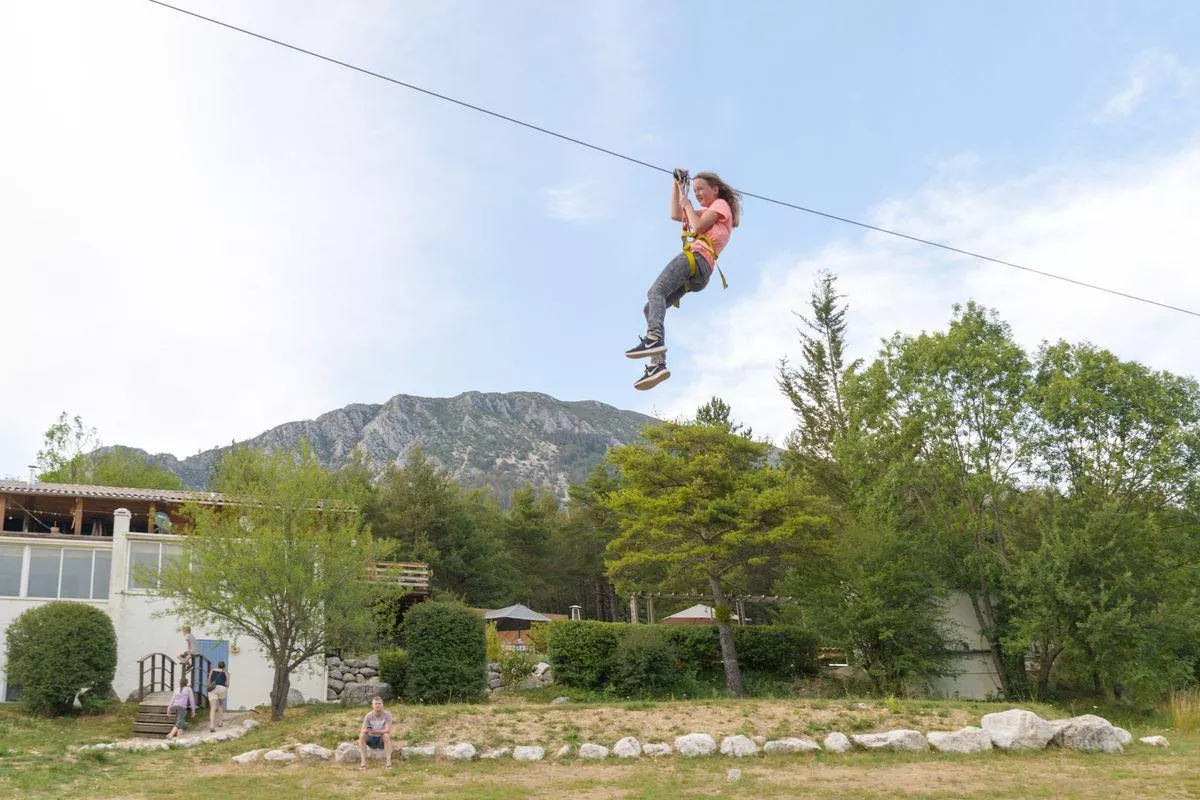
[196,639,229,699]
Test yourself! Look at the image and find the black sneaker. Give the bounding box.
[625,334,666,359]
[634,363,671,390]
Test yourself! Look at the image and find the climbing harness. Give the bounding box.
[671,168,729,307]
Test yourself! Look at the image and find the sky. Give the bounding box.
[3,0,1200,478]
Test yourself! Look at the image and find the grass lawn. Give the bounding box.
[0,696,1196,799]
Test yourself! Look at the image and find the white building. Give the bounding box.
[0,481,428,709]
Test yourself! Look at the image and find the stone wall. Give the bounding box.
[326,655,381,702]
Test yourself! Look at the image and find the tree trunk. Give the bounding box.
[270,661,291,721]
[1036,642,1060,700]
[708,571,743,697]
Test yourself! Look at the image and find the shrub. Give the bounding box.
[499,649,538,684]
[484,624,503,663]
[546,621,623,690]
[663,626,722,674]
[377,647,408,691]
[611,625,684,698]
[733,626,820,677]
[5,601,117,715]
[403,601,486,704]
[526,621,550,655]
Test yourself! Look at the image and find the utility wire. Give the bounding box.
[143,0,1200,320]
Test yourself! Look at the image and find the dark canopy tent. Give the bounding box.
[484,603,551,632]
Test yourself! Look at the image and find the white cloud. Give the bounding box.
[0,0,464,470]
[1096,51,1197,122]
[656,144,1200,446]
[542,184,608,221]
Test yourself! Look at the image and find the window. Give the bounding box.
[0,546,21,596]
[27,549,60,598]
[22,547,110,600]
[127,541,183,591]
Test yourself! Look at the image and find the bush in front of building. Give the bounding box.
[5,601,118,715]
[732,625,821,678]
[403,601,486,704]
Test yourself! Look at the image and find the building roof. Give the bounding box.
[484,603,552,623]
[661,603,742,622]
[0,480,225,505]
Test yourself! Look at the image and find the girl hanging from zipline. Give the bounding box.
[625,169,741,390]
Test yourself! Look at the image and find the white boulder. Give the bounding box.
[763,737,821,754]
[1050,715,1124,753]
[823,732,852,753]
[851,730,928,752]
[613,737,641,758]
[642,742,673,757]
[298,743,333,761]
[442,743,477,761]
[720,735,759,757]
[980,709,1056,751]
[1114,727,1133,746]
[1140,735,1170,747]
[263,749,297,762]
[401,745,437,759]
[578,743,609,759]
[513,745,546,761]
[480,747,511,760]
[926,727,994,754]
[232,748,266,764]
[674,733,717,757]
[553,744,572,759]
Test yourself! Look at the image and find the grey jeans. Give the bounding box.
[643,251,711,364]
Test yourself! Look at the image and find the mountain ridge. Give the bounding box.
[118,391,659,502]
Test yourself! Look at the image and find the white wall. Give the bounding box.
[0,508,326,708]
[931,590,1003,699]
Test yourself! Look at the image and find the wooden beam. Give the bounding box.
[0,495,6,530]
[148,504,156,534]
[72,498,84,535]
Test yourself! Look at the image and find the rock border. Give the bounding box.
[229,709,1169,766]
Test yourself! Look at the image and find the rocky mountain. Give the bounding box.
[124,392,659,502]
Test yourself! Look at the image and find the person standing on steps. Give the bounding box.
[625,169,741,390]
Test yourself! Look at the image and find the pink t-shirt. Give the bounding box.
[686,198,733,267]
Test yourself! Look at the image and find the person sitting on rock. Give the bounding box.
[357,695,393,770]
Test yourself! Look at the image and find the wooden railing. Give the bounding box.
[136,653,177,701]
[136,652,212,706]
[365,561,430,593]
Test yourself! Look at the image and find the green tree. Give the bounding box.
[604,421,828,696]
[91,447,184,490]
[778,271,859,495]
[35,412,183,489]
[155,443,376,720]
[553,465,623,620]
[695,396,753,438]
[36,412,100,483]
[502,484,560,609]
[843,302,1034,695]
[368,448,517,606]
[1005,342,1200,697]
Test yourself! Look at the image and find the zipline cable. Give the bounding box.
[142,0,1200,321]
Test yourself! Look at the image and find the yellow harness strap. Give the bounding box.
[674,230,728,307]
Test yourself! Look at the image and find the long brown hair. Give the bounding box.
[693,171,742,228]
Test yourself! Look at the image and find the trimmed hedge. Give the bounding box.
[5,601,117,715]
[733,625,820,677]
[546,621,624,690]
[549,620,820,693]
[403,601,486,704]
[610,625,684,698]
[377,647,408,691]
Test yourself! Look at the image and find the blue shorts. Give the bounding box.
[365,734,385,749]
